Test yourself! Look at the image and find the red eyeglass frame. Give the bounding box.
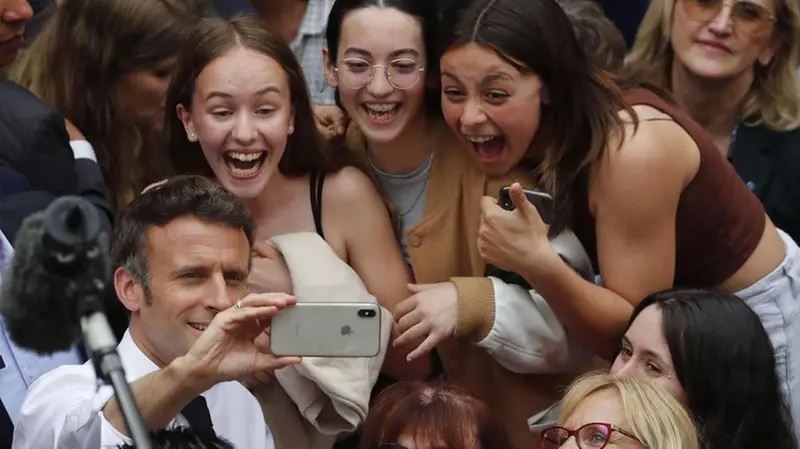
[540,422,644,449]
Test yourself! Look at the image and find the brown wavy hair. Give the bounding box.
[8,0,210,210]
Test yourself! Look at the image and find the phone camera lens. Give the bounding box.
[358,309,375,318]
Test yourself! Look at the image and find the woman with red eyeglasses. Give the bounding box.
[541,373,699,449]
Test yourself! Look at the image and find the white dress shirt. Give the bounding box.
[12,330,274,449]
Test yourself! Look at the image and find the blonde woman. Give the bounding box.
[542,373,700,449]
[625,0,800,243]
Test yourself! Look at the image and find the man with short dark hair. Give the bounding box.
[14,176,300,449]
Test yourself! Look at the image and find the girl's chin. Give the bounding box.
[216,172,269,200]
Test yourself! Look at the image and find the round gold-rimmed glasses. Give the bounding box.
[334,57,425,90]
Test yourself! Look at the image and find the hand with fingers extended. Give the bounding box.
[248,241,294,295]
[180,292,302,385]
[393,282,458,362]
[479,182,552,274]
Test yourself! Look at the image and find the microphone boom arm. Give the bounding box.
[75,278,152,449]
[81,310,152,449]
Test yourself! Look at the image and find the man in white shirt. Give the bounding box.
[12,175,301,449]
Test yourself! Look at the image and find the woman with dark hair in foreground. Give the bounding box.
[613,289,796,449]
[532,288,797,448]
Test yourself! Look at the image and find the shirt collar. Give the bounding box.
[297,0,333,37]
[117,330,160,381]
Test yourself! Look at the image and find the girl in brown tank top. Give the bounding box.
[438,0,799,431]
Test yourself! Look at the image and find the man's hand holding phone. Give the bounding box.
[177,293,302,390]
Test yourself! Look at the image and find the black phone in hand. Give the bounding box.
[484,186,554,289]
[498,185,554,224]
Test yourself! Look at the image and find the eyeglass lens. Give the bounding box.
[542,424,613,449]
[681,0,774,34]
[337,58,422,90]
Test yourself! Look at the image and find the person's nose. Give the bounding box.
[232,112,258,145]
[611,358,639,379]
[559,435,580,449]
[204,272,234,312]
[708,3,735,36]
[3,0,34,26]
[365,65,394,98]
[459,97,488,128]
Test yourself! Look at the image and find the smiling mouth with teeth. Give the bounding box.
[224,151,267,178]
[469,136,497,144]
[466,135,506,161]
[364,103,399,123]
[188,323,208,332]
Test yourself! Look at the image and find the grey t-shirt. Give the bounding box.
[373,155,432,263]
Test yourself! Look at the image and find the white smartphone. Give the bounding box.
[269,302,382,358]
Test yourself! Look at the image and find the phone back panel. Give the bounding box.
[270,302,382,357]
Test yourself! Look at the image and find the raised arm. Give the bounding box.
[479,118,699,358]
[103,293,301,435]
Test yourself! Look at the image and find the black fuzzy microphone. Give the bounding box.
[0,196,110,354]
[0,195,153,449]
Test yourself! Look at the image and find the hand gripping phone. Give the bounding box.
[497,185,554,223]
[270,302,382,358]
[484,186,555,289]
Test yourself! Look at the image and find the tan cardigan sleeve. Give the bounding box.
[450,277,495,342]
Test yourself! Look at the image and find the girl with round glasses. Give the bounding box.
[324,1,599,448]
[626,0,800,244]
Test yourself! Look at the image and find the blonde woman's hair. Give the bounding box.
[7,0,210,210]
[559,373,700,449]
[625,0,800,130]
